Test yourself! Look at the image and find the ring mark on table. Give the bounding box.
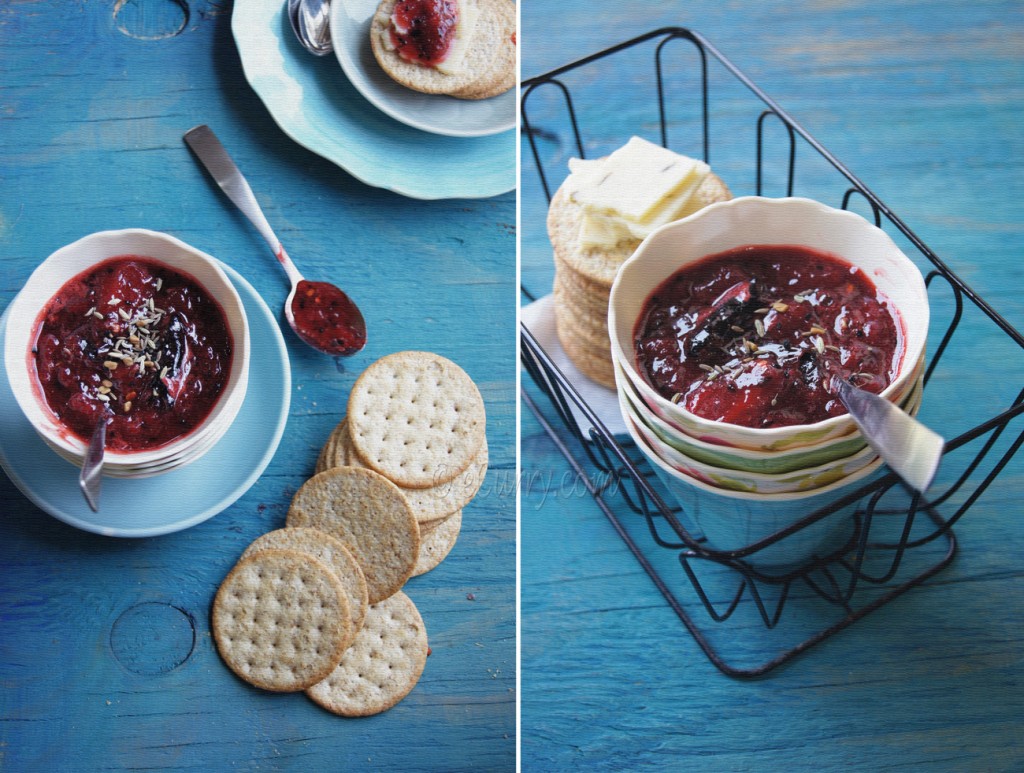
[113,0,190,40]
[110,602,196,674]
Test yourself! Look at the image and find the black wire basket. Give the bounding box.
[519,28,1024,677]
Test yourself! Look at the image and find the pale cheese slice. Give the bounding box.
[578,169,709,246]
[578,212,632,250]
[568,136,708,222]
[567,138,710,248]
[565,157,608,190]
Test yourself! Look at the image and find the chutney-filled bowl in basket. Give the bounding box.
[608,196,929,454]
[4,229,250,477]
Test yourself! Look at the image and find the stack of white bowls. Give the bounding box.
[608,198,930,572]
[4,229,250,479]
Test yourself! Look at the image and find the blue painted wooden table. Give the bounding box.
[521,1,1024,770]
[0,2,515,770]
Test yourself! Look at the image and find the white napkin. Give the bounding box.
[520,295,627,438]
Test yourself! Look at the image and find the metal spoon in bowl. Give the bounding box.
[831,376,944,493]
[183,125,366,357]
[287,0,333,56]
[79,415,106,512]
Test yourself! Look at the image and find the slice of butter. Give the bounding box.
[566,137,709,248]
[578,212,632,250]
[578,181,709,246]
[571,137,708,221]
[565,157,608,190]
[435,0,479,75]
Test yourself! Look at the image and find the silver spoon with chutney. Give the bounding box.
[183,125,366,357]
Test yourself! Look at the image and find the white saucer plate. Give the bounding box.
[331,0,515,138]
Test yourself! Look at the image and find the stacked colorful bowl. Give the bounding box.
[608,197,930,571]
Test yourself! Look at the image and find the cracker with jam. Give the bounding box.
[370,0,515,99]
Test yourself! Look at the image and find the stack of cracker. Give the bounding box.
[371,0,516,101]
[212,351,487,717]
[316,350,488,576]
[547,137,732,389]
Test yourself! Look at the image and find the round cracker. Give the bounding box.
[413,510,462,576]
[306,591,428,717]
[371,0,506,97]
[325,417,488,522]
[212,548,353,693]
[556,322,617,390]
[556,313,613,359]
[347,351,486,489]
[468,43,515,100]
[553,251,611,305]
[397,439,486,520]
[557,322,615,370]
[694,170,732,212]
[314,443,330,476]
[554,269,610,322]
[553,280,611,351]
[286,467,420,604]
[419,513,449,535]
[555,308,611,361]
[316,418,355,475]
[557,276,610,321]
[242,527,370,636]
[548,183,639,288]
[449,0,515,99]
[314,422,345,475]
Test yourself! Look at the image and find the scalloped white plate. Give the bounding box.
[232,0,515,199]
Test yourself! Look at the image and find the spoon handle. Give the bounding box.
[184,125,303,285]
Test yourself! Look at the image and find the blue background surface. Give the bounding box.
[521,1,1024,770]
[0,1,515,770]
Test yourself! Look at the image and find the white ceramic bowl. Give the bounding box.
[608,197,930,452]
[620,370,924,495]
[625,395,880,494]
[89,395,239,479]
[622,400,887,572]
[617,360,863,472]
[617,353,925,471]
[4,229,249,475]
[41,369,249,474]
[99,420,227,479]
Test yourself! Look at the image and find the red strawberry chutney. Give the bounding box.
[289,280,366,357]
[390,0,459,67]
[31,257,232,452]
[633,245,904,428]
